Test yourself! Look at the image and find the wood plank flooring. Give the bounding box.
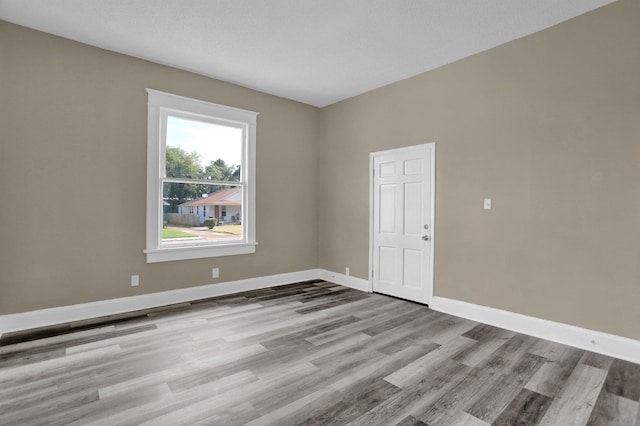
[1,280,639,425]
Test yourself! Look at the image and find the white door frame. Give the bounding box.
[368,142,436,304]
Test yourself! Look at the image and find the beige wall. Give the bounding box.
[0,21,319,314]
[2,0,639,342]
[319,0,640,340]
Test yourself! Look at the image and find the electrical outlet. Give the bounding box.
[131,275,139,287]
[212,267,219,279]
[345,267,350,276]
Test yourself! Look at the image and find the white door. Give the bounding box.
[370,143,434,304]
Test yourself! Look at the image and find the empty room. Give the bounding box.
[1,0,639,425]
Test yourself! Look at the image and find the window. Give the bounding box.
[145,89,257,262]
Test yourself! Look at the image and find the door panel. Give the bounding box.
[403,249,423,289]
[404,182,423,236]
[378,246,396,283]
[379,184,397,233]
[404,158,423,175]
[379,161,396,178]
[371,144,434,304]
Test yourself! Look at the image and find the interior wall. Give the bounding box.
[0,21,319,314]
[318,0,640,340]
[2,1,639,343]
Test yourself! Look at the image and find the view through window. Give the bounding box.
[162,116,243,245]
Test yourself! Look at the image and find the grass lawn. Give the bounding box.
[215,224,242,235]
[162,228,198,239]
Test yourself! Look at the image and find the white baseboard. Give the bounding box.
[0,269,320,336]
[6,270,637,366]
[318,269,370,292]
[430,296,640,365]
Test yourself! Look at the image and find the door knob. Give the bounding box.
[422,235,430,241]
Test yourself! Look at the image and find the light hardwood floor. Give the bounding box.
[1,280,639,425]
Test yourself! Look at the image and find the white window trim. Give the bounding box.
[144,89,258,263]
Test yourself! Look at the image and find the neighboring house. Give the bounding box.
[177,187,242,225]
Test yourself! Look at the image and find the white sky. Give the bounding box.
[166,116,242,167]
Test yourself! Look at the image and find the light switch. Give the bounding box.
[483,198,492,210]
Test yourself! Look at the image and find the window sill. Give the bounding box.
[145,242,257,263]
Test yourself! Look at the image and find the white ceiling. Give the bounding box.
[0,0,617,107]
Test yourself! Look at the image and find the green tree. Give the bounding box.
[163,147,204,209]
[163,149,241,212]
[166,147,203,179]
[205,159,240,182]
[199,159,240,197]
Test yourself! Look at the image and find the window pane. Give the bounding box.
[162,182,243,244]
[165,116,242,182]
